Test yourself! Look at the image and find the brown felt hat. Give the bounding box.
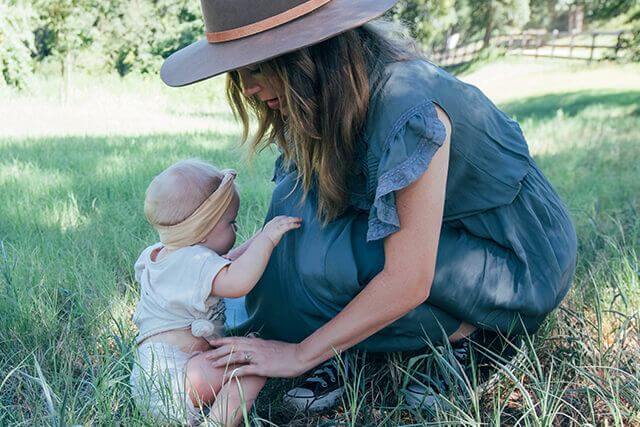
[161,0,399,87]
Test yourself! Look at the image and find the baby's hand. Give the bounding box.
[261,216,302,247]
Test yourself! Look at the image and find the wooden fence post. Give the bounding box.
[589,32,597,63]
[569,33,575,58]
[615,31,623,59]
[550,29,558,56]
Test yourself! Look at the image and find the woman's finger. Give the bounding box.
[210,352,252,368]
[203,345,233,360]
[223,365,261,382]
[210,336,258,347]
[209,337,244,346]
[204,344,247,360]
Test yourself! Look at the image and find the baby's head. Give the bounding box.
[144,159,240,254]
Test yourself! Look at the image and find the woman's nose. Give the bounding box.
[243,84,262,98]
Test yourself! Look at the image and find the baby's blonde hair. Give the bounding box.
[144,159,224,227]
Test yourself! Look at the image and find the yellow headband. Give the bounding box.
[156,169,237,250]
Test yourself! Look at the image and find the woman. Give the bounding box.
[161,0,577,410]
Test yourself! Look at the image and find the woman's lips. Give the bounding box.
[267,98,280,109]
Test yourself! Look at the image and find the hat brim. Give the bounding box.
[161,0,398,87]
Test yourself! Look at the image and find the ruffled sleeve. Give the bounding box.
[367,101,447,241]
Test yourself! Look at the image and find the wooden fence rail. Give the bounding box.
[430,29,631,67]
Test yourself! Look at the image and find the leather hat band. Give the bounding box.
[206,0,332,43]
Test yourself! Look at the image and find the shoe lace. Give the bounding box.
[452,342,469,362]
[305,364,338,388]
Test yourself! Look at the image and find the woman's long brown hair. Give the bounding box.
[226,19,421,224]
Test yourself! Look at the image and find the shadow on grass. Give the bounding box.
[0,130,278,373]
[1,88,639,425]
[0,131,275,201]
[0,130,277,268]
[501,90,640,121]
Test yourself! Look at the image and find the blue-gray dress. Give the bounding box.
[243,59,578,352]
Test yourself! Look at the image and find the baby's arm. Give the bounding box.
[212,216,302,298]
[223,235,256,261]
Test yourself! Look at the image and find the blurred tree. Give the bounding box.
[577,0,638,22]
[621,3,640,60]
[32,0,98,101]
[394,0,531,50]
[98,0,203,77]
[467,0,531,47]
[3,0,638,84]
[529,0,638,30]
[392,0,459,49]
[529,0,560,29]
[0,1,35,88]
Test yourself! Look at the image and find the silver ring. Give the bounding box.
[244,352,252,362]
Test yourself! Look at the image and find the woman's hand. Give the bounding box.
[205,336,311,379]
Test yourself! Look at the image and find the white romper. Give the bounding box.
[129,243,231,425]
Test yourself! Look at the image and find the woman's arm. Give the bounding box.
[295,106,452,367]
[208,107,452,377]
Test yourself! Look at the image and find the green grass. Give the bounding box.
[1,59,639,425]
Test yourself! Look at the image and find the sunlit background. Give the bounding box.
[1,1,639,425]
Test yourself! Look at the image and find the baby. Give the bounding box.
[129,159,301,426]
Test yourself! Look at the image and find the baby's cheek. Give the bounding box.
[227,230,237,249]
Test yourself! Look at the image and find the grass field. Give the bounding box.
[0,57,639,425]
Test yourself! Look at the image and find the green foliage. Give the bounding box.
[0,2,35,88]
[623,28,640,61]
[529,0,639,30]
[32,0,98,60]
[529,0,560,28]
[392,0,458,48]
[393,0,532,49]
[622,5,640,61]
[469,0,531,46]
[574,0,639,21]
[1,0,638,86]
[97,0,203,76]
[0,59,639,424]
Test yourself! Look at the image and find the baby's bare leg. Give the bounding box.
[185,353,266,426]
[185,353,225,410]
[208,374,266,426]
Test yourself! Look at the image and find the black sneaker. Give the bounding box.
[283,358,348,412]
[402,330,524,410]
